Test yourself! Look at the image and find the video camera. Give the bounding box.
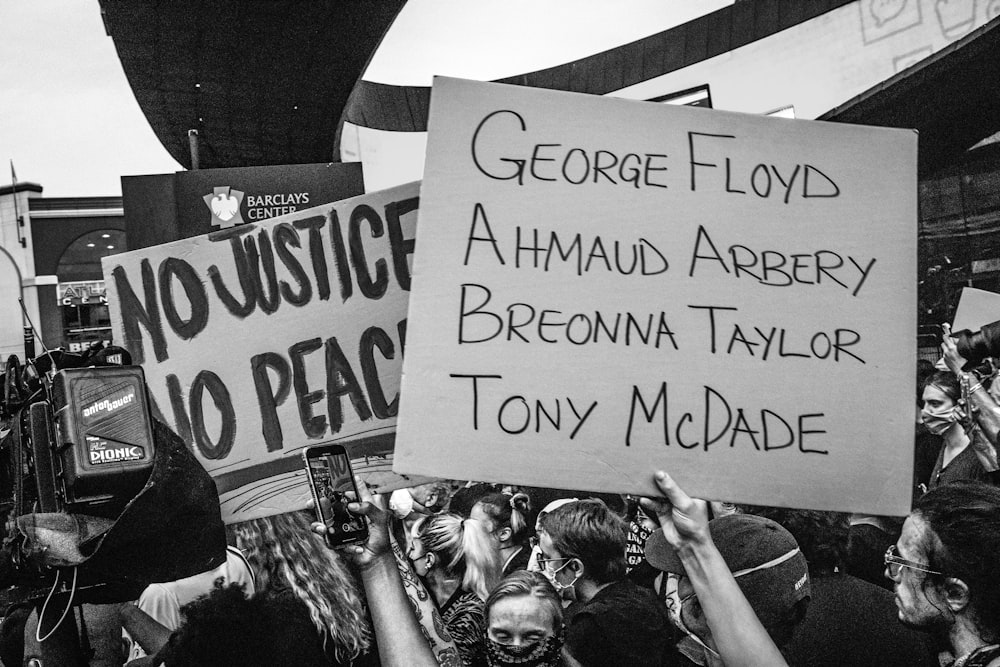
[953,319,1000,369]
[0,344,156,577]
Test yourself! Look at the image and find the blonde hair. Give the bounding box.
[416,512,501,600]
[229,510,371,661]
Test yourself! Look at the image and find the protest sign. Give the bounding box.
[104,182,425,522]
[394,77,918,515]
[952,287,1000,334]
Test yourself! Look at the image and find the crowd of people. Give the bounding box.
[6,330,1000,667]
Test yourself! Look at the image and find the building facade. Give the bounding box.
[0,184,122,365]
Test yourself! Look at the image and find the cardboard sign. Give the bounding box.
[394,77,918,515]
[952,288,1000,334]
[104,182,425,522]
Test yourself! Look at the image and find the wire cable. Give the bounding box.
[35,567,79,643]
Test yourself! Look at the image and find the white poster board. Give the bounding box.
[952,287,1000,334]
[394,77,918,515]
[104,182,425,522]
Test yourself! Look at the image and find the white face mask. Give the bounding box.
[527,544,542,572]
[663,575,720,667]
[921,406,959,436]
[541,559,581,599]
[389,489,415,519]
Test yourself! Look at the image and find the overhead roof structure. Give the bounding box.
[99,0,405,170]
[339,0,855,135]
[821,16,1000,178]
[101,1,1000,180]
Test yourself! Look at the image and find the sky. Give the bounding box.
[0,0,732,199]
[1,1,181,197]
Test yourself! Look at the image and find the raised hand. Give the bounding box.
[310,476,390,570]
[640,470,711,553]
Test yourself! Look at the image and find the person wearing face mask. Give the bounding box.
[484,570,565,667]
[408,512,502,666]
[922,371,988,491]
[526,498,578,576]
[536,498,670,666]
[644,511,811,667]
[389,481,451,521]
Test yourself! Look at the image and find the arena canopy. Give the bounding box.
[102,1,1000,184]
[99,1,406,169]
[341,0,1000,189]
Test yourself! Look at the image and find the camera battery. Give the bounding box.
[51,366,155,517]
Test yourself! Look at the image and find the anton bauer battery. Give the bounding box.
[50,366,155,516]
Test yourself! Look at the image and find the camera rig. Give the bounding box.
[0,345,156,580]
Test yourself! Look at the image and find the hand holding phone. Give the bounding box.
[309,476,394,570]
[303,444,369,548]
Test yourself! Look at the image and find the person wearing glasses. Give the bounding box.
[643,473,1000,667]
[886,481,1000,667]
[535,498,670,666]
[739,507,937,667]
[643,510,811,667]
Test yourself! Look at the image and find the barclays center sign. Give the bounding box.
[123,163,364,250]
[203,186,316,228]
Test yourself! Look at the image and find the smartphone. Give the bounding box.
[302,444,368,548]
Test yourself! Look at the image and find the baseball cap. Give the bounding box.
[644,513,810,628]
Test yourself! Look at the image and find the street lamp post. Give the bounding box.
[0,243,33,362]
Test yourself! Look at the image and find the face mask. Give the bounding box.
[389,489,415,519]
[663,575,720,667]
[409,552,432,576]
[541,559,580,598]
[921,406,958,436]
[526,545,542,572]
[486,631,564,667]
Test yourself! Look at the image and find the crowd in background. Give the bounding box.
[4,327,1000,667]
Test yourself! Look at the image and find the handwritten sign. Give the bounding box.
[104,182,425,522]
[394,77,917,515]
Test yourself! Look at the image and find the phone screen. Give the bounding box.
[305,447,367,546]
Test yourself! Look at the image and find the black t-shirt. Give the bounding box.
[565,578,671,667]
[781,574,938,667]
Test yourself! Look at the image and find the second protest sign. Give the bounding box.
[104,181,421,522]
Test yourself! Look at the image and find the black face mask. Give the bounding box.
[486,629,564,667]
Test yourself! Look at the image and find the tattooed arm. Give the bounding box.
[312,479,440,667]
[390,532,463,666]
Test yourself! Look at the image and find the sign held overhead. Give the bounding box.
[104,181,423,522]
[394,77,917,516]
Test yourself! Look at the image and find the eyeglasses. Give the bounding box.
[535,554,570,570]
[884,545,943,578]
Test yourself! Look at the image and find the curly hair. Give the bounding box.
[415,512,501,600]
[159,582,332,666]
[913,481,1000,642]
[229,510,371,661]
